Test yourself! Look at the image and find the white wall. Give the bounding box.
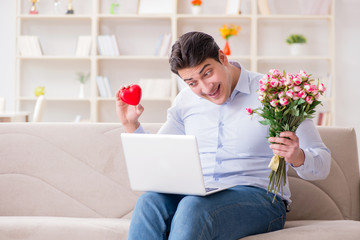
[1,1,360,156]
[0,1,16,112]
[335,0,360,156]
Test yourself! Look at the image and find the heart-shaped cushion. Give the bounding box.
[119,84,142,105]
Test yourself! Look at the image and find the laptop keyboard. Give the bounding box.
[205,187,219,192]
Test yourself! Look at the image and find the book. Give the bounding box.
[96,76,113,98]
[138,0,172,14]
[154,34,164,56]
[103,76,113,97]
[96,76,107,97]
[75,36,92,57]
[138,78,171,99]
[158,33,172,57]
[257,0,271,15]
[97,35,119,56]
[18,36,43,56]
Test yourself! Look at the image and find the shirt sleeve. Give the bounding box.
[292,119,331,180]
[157,93,185,135]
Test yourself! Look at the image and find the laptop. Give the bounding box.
[121,133,236,196]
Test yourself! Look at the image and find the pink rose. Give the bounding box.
[294,76,302,85]
[304,83,311,92]
[270,78,279,88]
[298,70,308,78]
[258,95,264,101]
[269,69,281,77]
[293,86,302,92]
[246,108,253,115]
[278,91,285,98]
[280,97,289,106]
[259,85,267,93]
[270,99,279,107]
[293,93,299,100]
[310,85,318,95]
[259,76,269,85]
[284,76,293,86]
[286,90,295,98]
[319,83,326,93]
[306,96,314,104]
[297,90,307,99]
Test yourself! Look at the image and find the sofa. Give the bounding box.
[0,123,359,240]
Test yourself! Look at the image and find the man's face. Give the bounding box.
[178,52,235,105]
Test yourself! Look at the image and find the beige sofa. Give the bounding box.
[0,123,359,240]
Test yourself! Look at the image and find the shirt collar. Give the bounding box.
[228,62,250,101]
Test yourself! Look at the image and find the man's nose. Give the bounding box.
[200,81,213,95]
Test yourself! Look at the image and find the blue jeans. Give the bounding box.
[128,186,286,240]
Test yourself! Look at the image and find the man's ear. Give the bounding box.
[218,50,228,64]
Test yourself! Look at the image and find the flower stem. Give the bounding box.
[267,156,286,203]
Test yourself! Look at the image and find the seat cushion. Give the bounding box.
[241,220,360,240]
[0,217,130,240]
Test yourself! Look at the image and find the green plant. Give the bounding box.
[77,72,90,84]
[286,34,307,44]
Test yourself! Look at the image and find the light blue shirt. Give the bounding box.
[136,63,331,203]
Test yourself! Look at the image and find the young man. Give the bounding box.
[116,32,331,240]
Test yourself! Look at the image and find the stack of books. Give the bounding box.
[97,35,120,56]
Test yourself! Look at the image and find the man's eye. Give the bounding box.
[204,70,212,77]
[188,82,196,87]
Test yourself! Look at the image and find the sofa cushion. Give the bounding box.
[0,217,130,240]
[241,220,360,240]
[286,127,360,221]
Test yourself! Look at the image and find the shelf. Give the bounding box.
[176,14,252,19]
[18,15,92,20]
[257,56,331,61]
[97,97,172,102]
[18,56,91,60]
[257,15,332,20]
[96,56,169,60]
[19,97,91,102]
[98,14,172,19]
[15,0,335,124]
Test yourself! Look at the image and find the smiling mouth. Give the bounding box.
[208,85,220,98]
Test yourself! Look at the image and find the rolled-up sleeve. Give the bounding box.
[292,119,331,180]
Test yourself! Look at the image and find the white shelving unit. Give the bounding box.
[15,0,335,125]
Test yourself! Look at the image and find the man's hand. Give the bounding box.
[268,131,305,167]
[116,87,144,133]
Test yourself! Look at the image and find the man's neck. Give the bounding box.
[230,62,241,92]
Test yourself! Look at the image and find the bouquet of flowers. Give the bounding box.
[219,24,241,40]
[191,0,202,6]
[246,69,326,202]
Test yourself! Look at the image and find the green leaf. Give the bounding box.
[259,119,271,125]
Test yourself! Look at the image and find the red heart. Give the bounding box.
[119,84,142,106]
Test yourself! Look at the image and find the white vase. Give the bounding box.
[289,43,306,56]
[78,83,85,98]
[191,5,201,15]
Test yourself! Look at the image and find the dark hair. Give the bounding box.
[169,32,220,75]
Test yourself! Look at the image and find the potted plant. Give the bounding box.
[77,72,90,98]
[219,24,241,56]
[286,34,307,56]
[191,0,202,15]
